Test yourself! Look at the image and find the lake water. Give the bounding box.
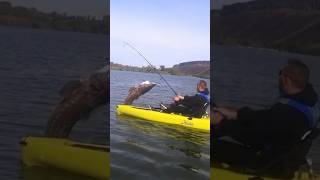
[0,26,108,179]
[110,70,210,179]
[212,44,320,172]
[5,26,319,179]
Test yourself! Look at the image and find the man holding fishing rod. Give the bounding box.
[162,80,210,118]
[212,59,320,177]
[124,42,210,118]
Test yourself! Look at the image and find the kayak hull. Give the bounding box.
[21,136,109,179]
[116,105,210,131]
[211,167,315,180]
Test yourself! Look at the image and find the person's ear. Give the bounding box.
[283,76,293,88]
[282,76,287,84]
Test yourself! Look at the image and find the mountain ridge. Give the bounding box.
[212,0,320,56]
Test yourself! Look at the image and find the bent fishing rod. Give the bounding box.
[123,41,178,96]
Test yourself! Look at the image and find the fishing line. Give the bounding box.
[123,41,178,96]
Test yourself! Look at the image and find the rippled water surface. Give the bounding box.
[0,26,108,179]
[110,70,210,180]
[213,45,320,172]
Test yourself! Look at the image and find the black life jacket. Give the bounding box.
[278,98,320,133]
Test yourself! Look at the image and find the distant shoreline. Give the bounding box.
[111,69,210,79]
[212,43,320,59]
[0,24,108,36]
[0,1,108,34]
[111,61,210,79]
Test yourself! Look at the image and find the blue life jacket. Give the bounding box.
[279,98,320,129]
[262,98,320,151]
[197,92,210,103]
[193,91,210,112]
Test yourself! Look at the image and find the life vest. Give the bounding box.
[197,92,210,102]
[259,98,320,155]
[197,91,210,109]
[278,98,320,130]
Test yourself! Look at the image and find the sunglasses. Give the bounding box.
[279,70,287,77]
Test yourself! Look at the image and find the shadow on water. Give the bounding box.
[117,115,209,144]
[117,115,209,158]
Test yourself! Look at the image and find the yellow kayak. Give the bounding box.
[116,105,210,131]
[211,167,317,180]
[21,136,109,179]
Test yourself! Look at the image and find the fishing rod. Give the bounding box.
[123,41,178,96]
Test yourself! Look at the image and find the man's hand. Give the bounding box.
[212,111,224,125]
[213,107,238,120]
[173,95,184,102]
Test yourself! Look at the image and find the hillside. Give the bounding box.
[172,61,210,79]
[111,61,210,79]
[212,0,320,56]
[0,1,108,34]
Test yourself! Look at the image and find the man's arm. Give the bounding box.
[180,95,204,107]
[214,106,272,145]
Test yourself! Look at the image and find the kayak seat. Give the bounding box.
[212,128,320,179]
[250,128,320,179]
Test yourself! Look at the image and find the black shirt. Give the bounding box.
[178,88,210,118]
[216,84,319,154]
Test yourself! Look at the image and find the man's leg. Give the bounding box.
[211,137,269,170]
[163,103,189,114]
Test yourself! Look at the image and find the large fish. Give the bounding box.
[45,66,109,138]
[124,81,157,105]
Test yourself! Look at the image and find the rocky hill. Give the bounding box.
[212,0,320,56]
[172,61,210,78]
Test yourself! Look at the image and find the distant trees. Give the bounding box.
[110,62,156,73]
[0,1,109,34]
[110,61,210,78]
[0,1,11,14]
[311,0,320,9]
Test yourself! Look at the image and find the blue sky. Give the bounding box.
[111,0,210,67]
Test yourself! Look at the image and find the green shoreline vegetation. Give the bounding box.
[111,61,210,79]
[0,1,108,34]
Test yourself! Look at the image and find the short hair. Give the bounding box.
[198,80,207,89]
[281,59,309,89]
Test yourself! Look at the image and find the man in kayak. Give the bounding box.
[212,59,320,177]
[162,80,209,118]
